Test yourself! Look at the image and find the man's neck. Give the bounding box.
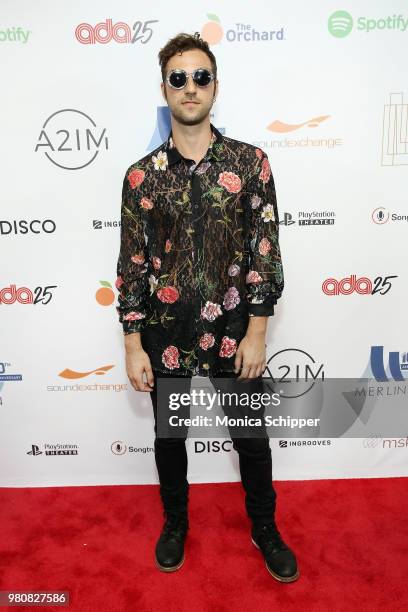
[170,119,213,164]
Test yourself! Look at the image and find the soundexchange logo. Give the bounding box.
[328,10,408,37]
[200,12,284,44]
[35,109,108,170]
[75,18,158,44]
[252,112,342,150]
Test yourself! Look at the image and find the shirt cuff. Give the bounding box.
[248,303,275,317]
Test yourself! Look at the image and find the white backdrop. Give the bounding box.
[1,0,407,487]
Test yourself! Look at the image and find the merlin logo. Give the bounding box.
[35,109,108,170]
[370,346,407,382]
[27,444,42,456]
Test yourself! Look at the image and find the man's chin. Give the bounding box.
[171,108,210,126]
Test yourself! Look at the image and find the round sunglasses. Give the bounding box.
[165,68,215,90]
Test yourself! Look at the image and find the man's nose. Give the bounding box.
[184,75,198,94]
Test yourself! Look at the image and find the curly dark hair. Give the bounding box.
[158,32,217,82]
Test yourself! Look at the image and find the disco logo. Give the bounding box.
[35,109,108,170]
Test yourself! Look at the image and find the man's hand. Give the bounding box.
[234,317,267,380]
[124,333,154,392]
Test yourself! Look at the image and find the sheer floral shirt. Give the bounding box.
[115,123,284,376]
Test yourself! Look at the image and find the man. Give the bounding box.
[115,32,299,582]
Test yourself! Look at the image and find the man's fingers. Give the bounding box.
[146,367,155,388]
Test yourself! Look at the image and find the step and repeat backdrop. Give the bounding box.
[1,1,407,486]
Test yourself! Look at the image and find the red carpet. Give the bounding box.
[0,477,407,611]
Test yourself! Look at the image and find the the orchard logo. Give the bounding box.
[95,281,115,306]
[201,13,284,44]
[58,365,115,379]
[0,284,57,304]
[35,109,108,170]
[322,274,397,296]
[75,18,158,45]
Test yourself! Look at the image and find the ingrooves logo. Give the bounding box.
[35,109,108,170]
[75,18,158,44]
[322,274,398,296]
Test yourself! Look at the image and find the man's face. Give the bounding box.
[161,48,218,126]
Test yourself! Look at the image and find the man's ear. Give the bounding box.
[160,81,168,103]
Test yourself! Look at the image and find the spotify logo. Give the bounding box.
[328,10,353,38]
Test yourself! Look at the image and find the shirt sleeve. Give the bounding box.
[115,168,149,334]
[245,149,284,317]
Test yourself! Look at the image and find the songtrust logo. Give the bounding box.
[58,365,115,379]
[200,12,284,45]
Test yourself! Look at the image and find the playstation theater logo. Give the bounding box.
[35,109,108,170]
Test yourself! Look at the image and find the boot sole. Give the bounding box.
[251,537,300,583]
[155,553,185,572]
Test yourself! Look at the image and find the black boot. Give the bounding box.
[155,511,189,572]
[251,521,299,582]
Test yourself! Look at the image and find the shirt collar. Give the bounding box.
[164,122,224,166]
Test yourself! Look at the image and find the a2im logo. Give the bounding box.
[35,109,108,170]
[370,345,408,382]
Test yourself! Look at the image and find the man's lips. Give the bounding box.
[182,101,199,105]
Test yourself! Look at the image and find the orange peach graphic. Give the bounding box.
[96,280,115,306]
[201,13,223,45]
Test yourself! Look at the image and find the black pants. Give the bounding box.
[149,369,277,527]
